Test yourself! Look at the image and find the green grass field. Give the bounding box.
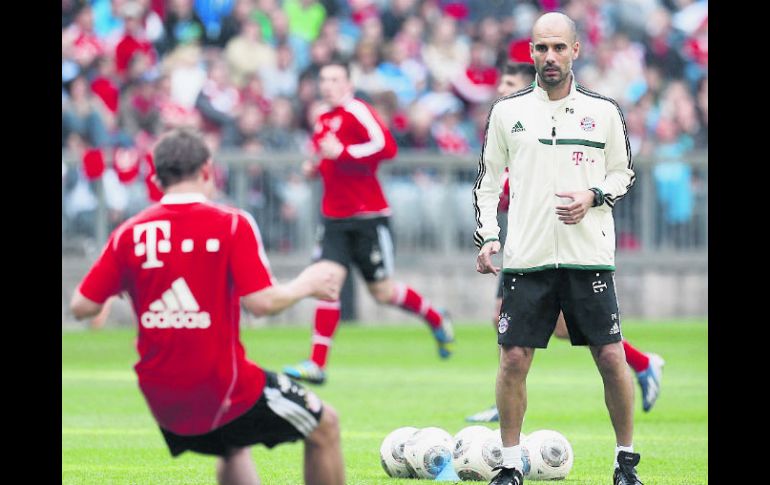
[62,320,707,484]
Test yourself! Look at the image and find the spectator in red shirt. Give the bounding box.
[115,1,157,77]
[70,128,345,485]
[282,60,455,385]
[238,73,273,116]
[452,40,499,105]
[118,73,162,139]
[62,3,106,70]
[432,109,471,154]
[90,55,120,114]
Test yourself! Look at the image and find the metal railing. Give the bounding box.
[62,150,708,259]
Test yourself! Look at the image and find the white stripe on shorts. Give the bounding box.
[264,387,318,437]
[376,224,395,277]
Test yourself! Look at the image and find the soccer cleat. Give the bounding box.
[466,405,500,423]
[488,466,524,485]
[613,451,643,485]
[432,310,455,359]
[282,360,326,385]
[636,353,664,412]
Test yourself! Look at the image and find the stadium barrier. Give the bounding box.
[62,150,707,324]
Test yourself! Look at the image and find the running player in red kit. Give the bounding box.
[69,129,345,485]
[282,60,454,385]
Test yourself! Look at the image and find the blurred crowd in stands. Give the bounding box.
[62,0,708,251]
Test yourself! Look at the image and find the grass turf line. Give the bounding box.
[62,320,707,484]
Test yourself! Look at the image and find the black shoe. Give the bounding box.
[613,451,643,485]
[488,466,523,485]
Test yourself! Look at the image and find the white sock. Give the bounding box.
[614,445,634,468]
[502,445,522,470]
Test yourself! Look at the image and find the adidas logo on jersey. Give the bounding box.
[140,277,211,329]
[511,121,525,133]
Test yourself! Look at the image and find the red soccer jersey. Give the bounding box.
[77,193,274,436]
[312,98,398,218]
[115,34,156,74]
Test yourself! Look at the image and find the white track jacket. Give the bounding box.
[473,75,635,273]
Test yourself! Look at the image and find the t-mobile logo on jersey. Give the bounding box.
[572,151,595,166]
[134,221,171,269]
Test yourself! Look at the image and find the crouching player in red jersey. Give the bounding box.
[282,60,455,385]
[70,129,345,485]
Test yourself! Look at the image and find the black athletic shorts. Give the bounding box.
[160,371,324,457]
[497,269,622,348]
[313,216,394,282]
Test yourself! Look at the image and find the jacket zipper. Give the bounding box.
[552,125,559,269]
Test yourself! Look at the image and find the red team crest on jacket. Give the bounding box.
[312,98,398,218]
[580,116,596,131]
[77,194,275,436]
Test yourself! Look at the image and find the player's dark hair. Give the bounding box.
[502,62,536,80]
[153,129,210,188]
[322,57,351,79]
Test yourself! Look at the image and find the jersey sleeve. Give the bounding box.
[229,211,276,297]
[597,103,636,208]
[472,103,508,249]
[78,233,125,303]
[337,101,398,163]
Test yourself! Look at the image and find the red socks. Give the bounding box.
[309,283,442,368]
[309,300,341,369]
[623,340,650,373]
[391,283,442,329]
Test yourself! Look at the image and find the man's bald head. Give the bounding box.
[529,12,580,94]
[532,12,577,44]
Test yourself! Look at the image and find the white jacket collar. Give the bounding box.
[160,193,208,205]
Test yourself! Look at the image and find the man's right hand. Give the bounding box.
[476,240,502,275]
[299,263,341,301]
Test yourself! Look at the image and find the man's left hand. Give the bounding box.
[555,190,595,225]
[319,133,344,159]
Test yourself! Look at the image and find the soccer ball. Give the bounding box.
[453,427,529,481]
[452,426,496,481]
[524,430,574,480]
[380,426,419,478]
[403,426,455,479]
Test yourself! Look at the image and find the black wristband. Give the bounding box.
[589,188,604,207]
